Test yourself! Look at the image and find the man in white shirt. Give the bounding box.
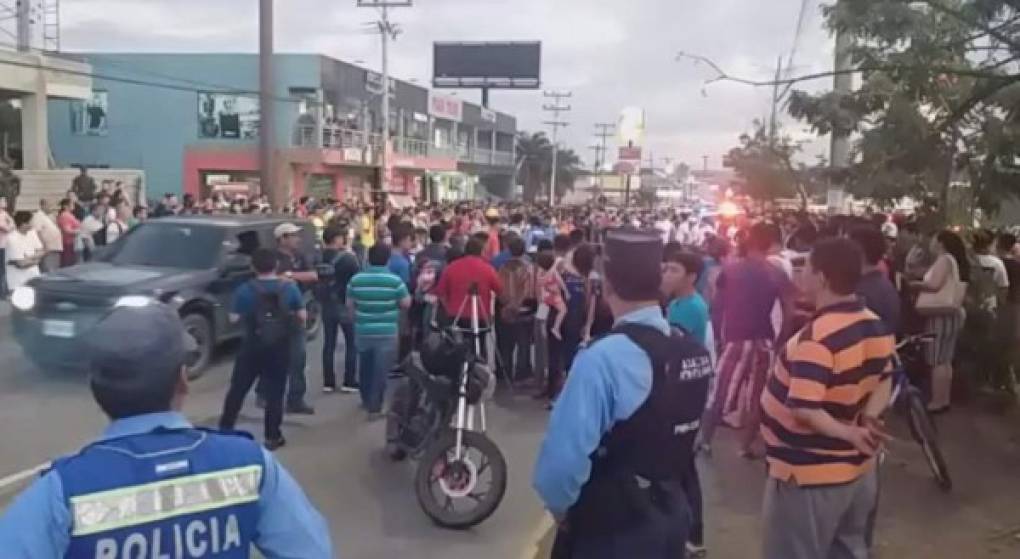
[6,211,42,292]
[105,200,131,245]
[975,229,1009,309]
[79,203,107,260]
[0,196,13,296]
[31,199,62,273]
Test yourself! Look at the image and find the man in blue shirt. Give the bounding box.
[662,249,710,346]
[221,248,306,450]
[534,228,709,558]
[388,225,413,287]
[0,302,332,558]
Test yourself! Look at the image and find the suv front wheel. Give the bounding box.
[181,313,213,379]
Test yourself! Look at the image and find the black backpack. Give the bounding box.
[314,250,355,308]
[249,281,293,346]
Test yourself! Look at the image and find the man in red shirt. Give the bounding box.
[433,235,502,326]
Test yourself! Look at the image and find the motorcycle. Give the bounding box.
[386,288,508,529]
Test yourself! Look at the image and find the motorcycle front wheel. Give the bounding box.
[414,430,508,529]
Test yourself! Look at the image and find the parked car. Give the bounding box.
[9,214,321,378]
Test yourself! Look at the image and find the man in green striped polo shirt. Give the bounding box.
[347,242,411,418]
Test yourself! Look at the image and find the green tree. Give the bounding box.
[787,0,1020,219]
[723,120,824,207]
[516,131,581,202]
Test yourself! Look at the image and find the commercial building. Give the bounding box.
[46,53,518,205]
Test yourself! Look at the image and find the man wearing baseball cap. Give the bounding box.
[255,222,318,415]
[0,303,333,557]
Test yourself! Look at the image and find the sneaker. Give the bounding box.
[339,383,359,394]
[367,411,385,422]
[286,402,316,415]
[686,542,707,557]
[322,386,336,394]
[264,437,286,451]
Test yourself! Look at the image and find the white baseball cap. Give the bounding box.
[274,223,302,239]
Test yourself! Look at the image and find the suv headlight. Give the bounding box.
[114,295,154,308]
[10,286,35,311]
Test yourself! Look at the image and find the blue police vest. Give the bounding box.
[52,428,264,559]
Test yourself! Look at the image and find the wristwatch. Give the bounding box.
[284,271,294,279]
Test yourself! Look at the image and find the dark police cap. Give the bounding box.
[603,227,663,298]
[85,303,198,387]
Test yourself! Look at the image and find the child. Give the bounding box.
[661,250,710,347]
[535,251,568,340]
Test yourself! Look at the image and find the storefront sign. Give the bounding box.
[480,108,497,123]
[366,72,396,97]
[429,93,463,122]
[412,112,429,123]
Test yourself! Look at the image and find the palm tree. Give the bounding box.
[516,131,581,203]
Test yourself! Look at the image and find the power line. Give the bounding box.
[542,90,571,205]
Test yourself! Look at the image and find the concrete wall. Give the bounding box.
[13,169,145,211]
[47,53,320,197]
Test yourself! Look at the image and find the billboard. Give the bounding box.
[433,42,541,89]
[198,92,260,140]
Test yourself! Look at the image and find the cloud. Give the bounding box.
[56,0,837,167]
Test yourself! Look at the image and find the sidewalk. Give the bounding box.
[0,301,9,319]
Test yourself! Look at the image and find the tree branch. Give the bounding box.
[676,51,1020,89]
[919,0,1020,55]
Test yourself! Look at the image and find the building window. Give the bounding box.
[70,90,109,136]
[198,92,260,140]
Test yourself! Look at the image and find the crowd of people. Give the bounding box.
[4,174,1020,557]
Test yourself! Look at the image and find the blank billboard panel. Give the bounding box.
[433,42,541,89]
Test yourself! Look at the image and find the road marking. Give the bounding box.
[0,462,50,491]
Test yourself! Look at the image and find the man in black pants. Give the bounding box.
[319,226,361,393]
[220,249,306,450]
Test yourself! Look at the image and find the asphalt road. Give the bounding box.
[1,306,1019,558]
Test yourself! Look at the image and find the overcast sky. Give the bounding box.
[55,0,837,169]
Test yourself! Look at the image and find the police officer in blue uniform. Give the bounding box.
[0,303,334,558]
[533,228,713,558]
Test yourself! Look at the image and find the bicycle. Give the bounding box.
[887,333,952,491]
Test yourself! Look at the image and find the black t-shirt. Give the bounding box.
[1004,257,1020,304]
[857,270,902,336]
[320,248,360,304]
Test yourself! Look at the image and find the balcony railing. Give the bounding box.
[295,124,513,167]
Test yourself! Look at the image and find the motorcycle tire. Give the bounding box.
[414,430,508,530]
[386,381,412,462]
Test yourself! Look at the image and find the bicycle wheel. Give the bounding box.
[905,390,952,492]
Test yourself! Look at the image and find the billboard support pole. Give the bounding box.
[259,0,279,208]
[481,87,490,108]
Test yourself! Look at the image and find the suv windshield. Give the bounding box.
[108,222,225,269]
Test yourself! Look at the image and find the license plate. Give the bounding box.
[42,320,75,338]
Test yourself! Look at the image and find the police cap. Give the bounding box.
[86,303,198,393]
[603,227,663,301]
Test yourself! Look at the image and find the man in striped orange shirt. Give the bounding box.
[760,237,895,559]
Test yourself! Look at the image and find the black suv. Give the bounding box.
[10,215,320,377]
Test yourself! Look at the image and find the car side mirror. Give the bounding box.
[222,253,251,275]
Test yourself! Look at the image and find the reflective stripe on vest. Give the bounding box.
[70,465,262,537]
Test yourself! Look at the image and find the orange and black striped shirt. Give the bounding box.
[761,299,895,486]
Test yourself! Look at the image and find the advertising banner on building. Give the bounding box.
[198,92,260,140]
[429,93,463,122]
[480,107,497,123]
[70,90,108,136]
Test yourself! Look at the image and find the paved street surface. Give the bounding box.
[1,310,1019,558]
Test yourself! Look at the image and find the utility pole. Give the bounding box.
[593,122,615,191]
[259,0,279,208]
[829,21,853,212]
[702,155,709,172]
[542,91,571,205]
[768,56,783,147]
[359,0,409,202]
